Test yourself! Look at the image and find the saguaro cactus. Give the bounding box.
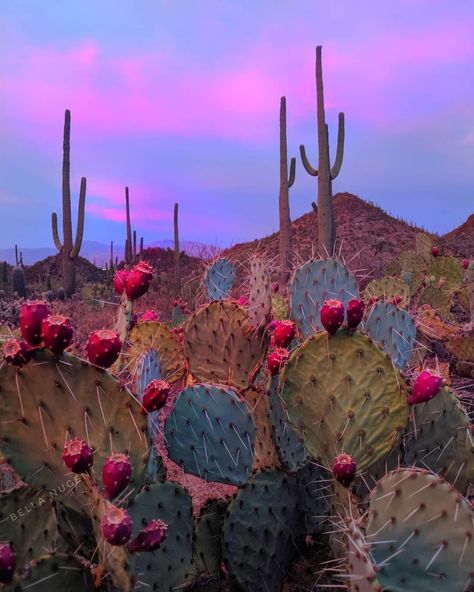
[174,202,180,290]
[299,46,345,256]
[125,187,133,265]
[279,97,296,284]
[51,109,86,296]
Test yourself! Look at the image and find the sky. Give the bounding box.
[0,1,473,249]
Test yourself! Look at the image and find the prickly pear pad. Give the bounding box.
[289,258,360,338]
[364,276,410,308]
[242,386,280,470]
[280,330,408,471]
[204,257,235,301]
[195,498,228,576]
[367,469,474,592]
[183,301,268,389]
[248,255,272,328]
[164,383,256,485]
[341,520,381,591]
[0,349,148,492]
[12,553,95,591]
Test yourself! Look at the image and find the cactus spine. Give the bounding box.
[299,46,345,256]
[51,109,86,296]
[174,202,180,290]
[279,97,296,284]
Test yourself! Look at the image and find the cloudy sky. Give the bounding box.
[0,1,473,249]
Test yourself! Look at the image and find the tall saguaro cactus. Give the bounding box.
[299,46,345,256]
[279,97,296,284]
[124,187,133,265]
[174,202,181,291]
[51,109,86,296]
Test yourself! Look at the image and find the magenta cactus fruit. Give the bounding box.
[129,518,168,553]
[3,339,31,366]
[237,295,249,307]
[113,269,129,295]
[141,310,159,322]
[142,379,170,413]
[0,543,16,584]
[272,320,296,348]
[102,506,133,546]
[408,370,443,405]
[346,299,365,330]
[462,258,470,270]
[41,314,73,354]
[125,261,154,301]
[19,301,50,346]
[267,348,290,376]
[431,246,439,257]
[320,299,344,335]
[63,438,93,473]
[332,453,357,487]
[102,453,133,499]
[86,329,121,368]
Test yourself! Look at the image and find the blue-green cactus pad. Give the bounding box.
[205,257,235,301]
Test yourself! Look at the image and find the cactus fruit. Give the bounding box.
[129,518,168,553]
[41,314,73,354]
[463,258,470,270]
[320,298,345,335]
[408,370,442,405]
[280,330,408,470]
[332,453,357,487]
[431,246,439,257]
[205,257,235,301]
[0,543,16,584]
[267,347,290,375]
[86,329,121,368]
[113,269,129,295]
[164,383,256,485]
[272,320,296,347]
[140,309,159,322]
[63,438,94,473]
[102,505,133,545]
[248,255,272,327]
[142,379,170,413]
[102,453,133,499]
[289,258,360,338]
[346,298,365,329]
[367,469,474,592]
[125,261,153,300]
[19,301,50,346]
[2,339,31,366]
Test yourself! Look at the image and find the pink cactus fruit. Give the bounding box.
[408,370,443,405]
[272,320,296,348]
[3,339,31,366]
[63,438,94,473]
[19,301,50,346]
[0,543,16,584]
[267,348,290,376]
[320,299,345,335]
[346,299,365,330]
[113,269,130,295]
[332,453,357,487]
[142,379,170,414]
[129,519,168,553]
[125,262,154,301]
[41,315,74,354]
[102,453,133,499]
[102,506,133,546]
[86,330,121,368]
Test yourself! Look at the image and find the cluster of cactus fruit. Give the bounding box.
[0,252,472,592]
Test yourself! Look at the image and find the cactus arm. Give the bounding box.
[311,201,317,212]
[70,176,86,259]
[51,212,63,251]
[330,112,345,180]
[299,144,318,176]
[288,156,296,187]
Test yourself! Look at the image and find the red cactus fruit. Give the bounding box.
[237,295,249,307]
[63,438,93,473]
[266,319,279,333]
[129,518,168,553]
[267,348,290,376]
[19,301,50,346]
[332,453,357,487]
[142,379,170,413]
[431,246,439,257]
[113,270,129,295]
[408,370,443,405]
[346,299,365,330]
[463,259,470,270]
[102,506,133,546]
[0,543,16,584]
[320,299,345,335]
[41,315,73,355]
[141,310,158,322]
[125,262,154,301]
[102,453,133,499]
[3,339,31,366]
[86,330,121,368]
[272,320,296,348]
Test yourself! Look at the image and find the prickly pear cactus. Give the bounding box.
[342,520,381,592]
[0,349,148,493]
[280,331,409,470]
[183,301,268,389]
[289,258,360,338]
[248,255,272,327]
[403,387,473,494]
[430,255,463,291]
[195,498,228,576]
[367,469,474,592]
[164,383,256,485]
[205,257,235,301]
[415,232,432,264]
[418,285,452,318]
[446,334,474,362]
[364,302,416,370]
[364,276,410,308]
[271,293,289,320]
[242,386,280,470]
[416,304,460,340]
[295,462,331,536]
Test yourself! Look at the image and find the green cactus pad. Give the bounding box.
[183,301,268,389]
[0,349,148,493]
[364,302,416,370]
[165,383,256,485]
[243,386,280,470]
[418,286,452,318]
[128,481,195,592]
[415,232,432,263]
[205,257,235,301]
[271,294,289,320]
[364,276,410,308]
[280,330,408,471]
[430,256,463,291]
[128,321,186,383]
[248,255,272,328]
[195,498,228,576]
[289,258,360,338]
[55,501,96,559]
[367,468,474,592]
[403,387,473,494]
[222,469,302,592]
[296,462,331,536]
